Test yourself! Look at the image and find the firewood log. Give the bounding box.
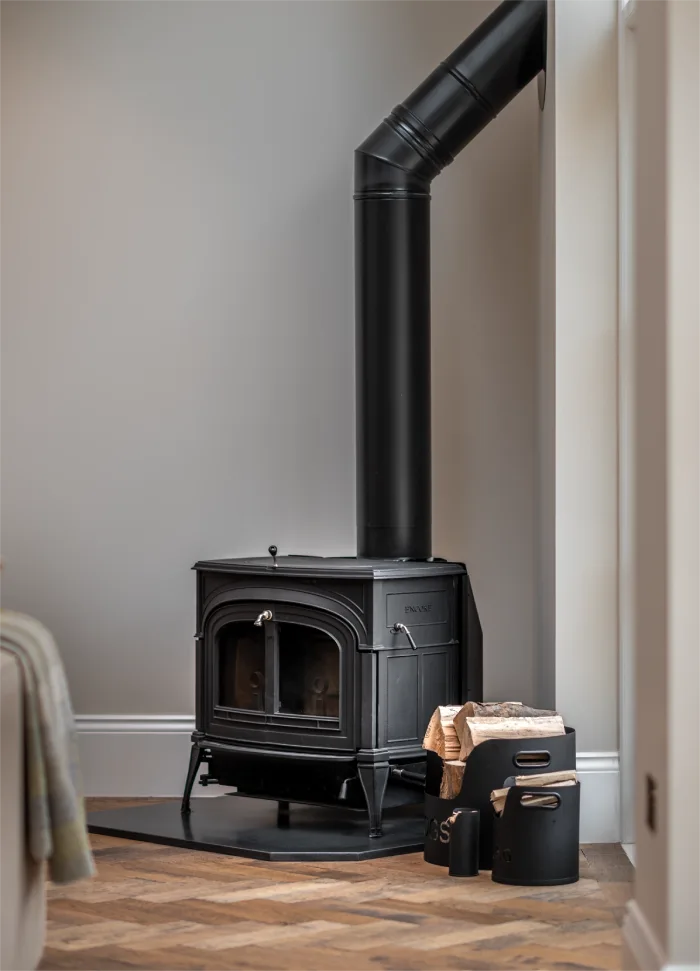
[422,705,462,760]
[459,714,565,762]
[490,770,577,815]
[451,702,475,750]
[475,702,557,719]
[452,701,558,756]
[514,769,577,788]
[439,760,466,799]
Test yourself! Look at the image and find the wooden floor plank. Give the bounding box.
[38,799,634,971]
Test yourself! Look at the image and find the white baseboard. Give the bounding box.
[75,715,210,798]
[623,900,700,971]
[576,751,621,843]
[75,717,621,842]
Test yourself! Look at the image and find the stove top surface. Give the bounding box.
[193,553,466,580]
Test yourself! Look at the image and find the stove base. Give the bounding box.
[87,794,425,861]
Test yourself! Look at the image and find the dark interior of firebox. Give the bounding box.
[217,620,340,718]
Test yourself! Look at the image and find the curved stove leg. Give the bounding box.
[358,762,390,838]
[181,742,203,815]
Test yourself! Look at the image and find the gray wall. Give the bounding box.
[1,1,540,715]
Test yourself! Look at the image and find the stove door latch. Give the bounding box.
[390,622,418,650]
[254,609,273,627]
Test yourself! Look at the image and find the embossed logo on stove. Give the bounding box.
[405,603,432,614]
[386,591,447,627]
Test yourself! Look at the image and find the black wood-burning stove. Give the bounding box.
[181,550,482,837]
[88,0,545,858]
[177,0,546,845]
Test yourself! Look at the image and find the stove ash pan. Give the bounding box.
[182,554,482,838]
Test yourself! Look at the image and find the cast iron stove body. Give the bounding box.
[182,553,482,836]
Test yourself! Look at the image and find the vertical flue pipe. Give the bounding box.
[355,0,546,560]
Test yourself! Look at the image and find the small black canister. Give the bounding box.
[448,808,480,878]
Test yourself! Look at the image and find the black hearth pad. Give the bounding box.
[87,796,425,861]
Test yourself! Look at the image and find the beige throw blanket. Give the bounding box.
[1,610,94,884]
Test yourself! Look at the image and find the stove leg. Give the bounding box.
[358,762,390,838]
[277,801,290,828]
[181,742,203,815]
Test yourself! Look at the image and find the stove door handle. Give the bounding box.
[391,622,418,650]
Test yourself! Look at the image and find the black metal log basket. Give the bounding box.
[492,781,580,886]
[424,727,576,869]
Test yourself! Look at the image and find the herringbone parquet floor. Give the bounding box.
[40,799,634,971]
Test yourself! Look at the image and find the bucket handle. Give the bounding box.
[512,750,551,769]
[518,791,562,810]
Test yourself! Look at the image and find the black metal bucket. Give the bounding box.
[492,782,580,886]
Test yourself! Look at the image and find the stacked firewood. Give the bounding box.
[490,769,578,815]
[422,701,566,799]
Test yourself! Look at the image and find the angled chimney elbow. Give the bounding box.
[355,0,546,560]
[355,0,546,195]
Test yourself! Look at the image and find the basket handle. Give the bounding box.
[518,791,561,810]
[512,750,551,769]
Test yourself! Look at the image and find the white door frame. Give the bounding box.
[617,0,637,849]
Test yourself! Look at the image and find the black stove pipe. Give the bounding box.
[355,0,546,560]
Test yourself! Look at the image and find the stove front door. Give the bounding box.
[204,602,357,752]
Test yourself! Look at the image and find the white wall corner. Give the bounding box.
[76,716,621,843]
[539,0,620,757]
[624,899,666,970]
[623,901,700,971]
[622,0,638,30]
